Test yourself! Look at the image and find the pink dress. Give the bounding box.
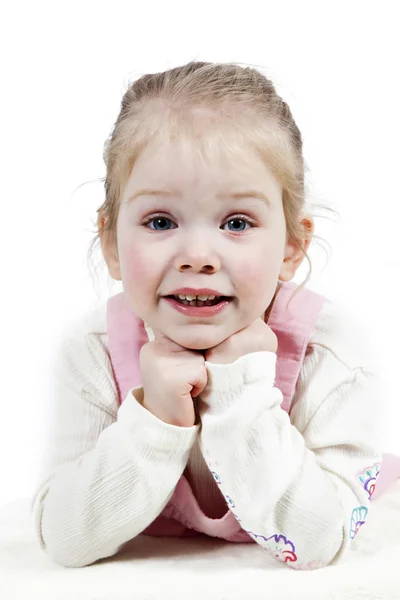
[106,281,400,543]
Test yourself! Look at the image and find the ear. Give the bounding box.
[97,212,122,281]
[278,215,314,282]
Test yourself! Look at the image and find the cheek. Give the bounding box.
[236,257,276,292]
[235,248,281,312]
[119,240,154,292]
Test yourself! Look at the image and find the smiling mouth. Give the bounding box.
[164,295,232,307]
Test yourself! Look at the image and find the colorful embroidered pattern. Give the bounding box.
[358,463,380,501]
[225,495,235,508]
[244,531,298,564]
[211,470,297,565]
[349,462,380,540]
[211,471,222,485]
[349,505,368,539]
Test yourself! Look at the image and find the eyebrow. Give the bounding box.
[126,189,273,209]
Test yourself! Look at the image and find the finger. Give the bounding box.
[191,370,208,398]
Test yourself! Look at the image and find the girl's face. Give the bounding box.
[112,140,297,350]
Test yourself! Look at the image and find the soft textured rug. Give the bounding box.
[1,480,400,600]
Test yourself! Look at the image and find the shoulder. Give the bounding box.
[56,301,109,365]
[307,293,379,374]
[291,294,383,438]
[53,301,117,414]
[289,292,382,419]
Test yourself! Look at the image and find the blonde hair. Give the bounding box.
[88,60,337,315]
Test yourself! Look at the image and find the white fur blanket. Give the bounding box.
[1,482,400,600]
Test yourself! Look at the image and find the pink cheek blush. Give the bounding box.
[119,242,162,300]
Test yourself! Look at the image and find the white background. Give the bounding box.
[1,0,399,507]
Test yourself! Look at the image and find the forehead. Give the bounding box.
[126,136,282,202]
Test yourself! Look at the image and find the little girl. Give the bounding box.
[31,61,400,571]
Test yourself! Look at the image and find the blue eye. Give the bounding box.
[222,218,250,232]
[142,214,255,232]
[145,217,176,231]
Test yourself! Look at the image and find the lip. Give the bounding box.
[165,288,231,298]
[162,296,232,317]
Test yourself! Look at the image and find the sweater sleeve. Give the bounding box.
[31,325,199,568]
[197,345,383,570]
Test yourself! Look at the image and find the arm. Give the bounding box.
[31,330,198,568]
[197,346,383,570]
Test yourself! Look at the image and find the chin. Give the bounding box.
[172,336,217,352]
[168,327,227,351]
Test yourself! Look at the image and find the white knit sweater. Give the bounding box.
[30,298,384,569]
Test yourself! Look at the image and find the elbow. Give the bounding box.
[31,508,91,568]
[32,520,105,568]
[31,493,137,568]
[284,519,348,571]
[31,490,98,568]
[303,522,349,570]
[36,541,92,569]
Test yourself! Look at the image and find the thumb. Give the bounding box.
[190,366,208,399]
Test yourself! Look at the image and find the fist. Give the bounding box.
[139,328,208,427]
[204,317,278,364]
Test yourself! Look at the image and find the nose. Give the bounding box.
[173,232,221,273]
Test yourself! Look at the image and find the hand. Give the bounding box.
[139,328,207,427]
[204,317,278,365]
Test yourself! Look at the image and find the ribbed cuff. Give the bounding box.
[200,351,277,415]
[205,351,276,390]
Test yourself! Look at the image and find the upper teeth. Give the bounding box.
[175,294,218,301]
